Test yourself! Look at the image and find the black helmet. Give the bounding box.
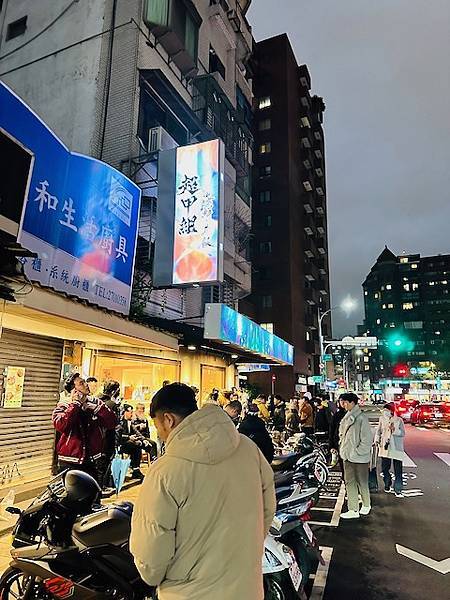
[61,470,101,514]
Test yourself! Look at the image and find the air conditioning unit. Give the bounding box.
[147,126,178,152]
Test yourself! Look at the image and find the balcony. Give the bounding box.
[192,74,252,177]
[304,287,317,305]
[303,237,316,258]
[305,261,319,282]
[317,237,326,254]
[143,0,201,77]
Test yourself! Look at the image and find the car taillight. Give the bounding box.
[397,407,407,412]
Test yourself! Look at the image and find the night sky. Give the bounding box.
[248,0,450,337]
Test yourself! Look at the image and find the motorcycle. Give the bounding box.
[0,470,304,600]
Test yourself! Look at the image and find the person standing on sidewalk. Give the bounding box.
[299,395,314,437]
[339,392,373,519]
[375,403,406,497]
[53,373,117,482]
[329,397,347,471]
[130,383,276,600]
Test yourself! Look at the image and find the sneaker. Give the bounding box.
[340,510,360,519]
[131,469,144,481]
[360,505,371,515]
[395,492,404,498]
[384,488,394,493]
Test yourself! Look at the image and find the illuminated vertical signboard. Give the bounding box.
[153,139,224,287]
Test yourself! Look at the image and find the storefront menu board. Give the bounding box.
[0,81,141,315]
[3,366,26,408]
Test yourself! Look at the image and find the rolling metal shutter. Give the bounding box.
[0,329,63,489]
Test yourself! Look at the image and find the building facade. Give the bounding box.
[361,247,450,382]
[241,34,331,397]
[0,0,254,320]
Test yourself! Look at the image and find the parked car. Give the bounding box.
[394,399,420,422]
[410,402,450,427]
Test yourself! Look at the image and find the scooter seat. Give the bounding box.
[272,452,301,472]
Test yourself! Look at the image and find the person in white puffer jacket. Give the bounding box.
[375,403,406,497]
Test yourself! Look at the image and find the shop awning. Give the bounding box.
[2,286,179,352]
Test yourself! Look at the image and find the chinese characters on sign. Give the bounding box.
[172,140,223,285]
[0,81,141,315]
[3,367,26,409]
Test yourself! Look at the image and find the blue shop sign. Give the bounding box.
[0,81,141,315]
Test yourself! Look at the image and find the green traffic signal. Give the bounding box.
[384,331,414,353]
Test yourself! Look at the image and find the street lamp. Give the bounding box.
[318,298,357,382]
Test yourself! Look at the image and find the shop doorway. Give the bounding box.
[93,353,180,413]
[200,365,225,405]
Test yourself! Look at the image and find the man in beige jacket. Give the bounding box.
[130,383,276,600]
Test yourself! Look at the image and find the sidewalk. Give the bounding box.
[0,474,146,575]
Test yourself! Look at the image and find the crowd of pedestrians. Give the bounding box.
[52,373,159,491]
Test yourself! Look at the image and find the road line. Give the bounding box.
[309,546,333,600]
[402,453,417,468]
[311,507,334,512]
[330,482,346,526]
[396,544,450,574]
[309,521,337,527]
[434,452,450,467]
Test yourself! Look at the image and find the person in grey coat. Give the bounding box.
[339,392,373,519]
[375,403,406,497]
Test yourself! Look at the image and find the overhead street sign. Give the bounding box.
[325,336,378,349]
[322,354,333,361]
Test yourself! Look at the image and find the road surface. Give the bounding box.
[319,423,450,600]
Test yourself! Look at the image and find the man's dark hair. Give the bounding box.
[103,379,120,397]
[384,403,395,412]
[123,404,134,412]
[86,376,97,383]
[274,394,283,401]
[226,400,242,414]
[150,383,198,419]
[339,392,359,404]
[64,372,80,393]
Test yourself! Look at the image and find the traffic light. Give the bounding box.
[392,363,409,378]
[384,330,414,354]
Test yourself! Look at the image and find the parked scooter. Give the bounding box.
[0,471,304,600]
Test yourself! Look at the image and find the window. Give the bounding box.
[259,118,271,131]
[259,190,271,203]
[364,356,369,363]
[300,116,310,127]
[403,302,414,310]
[261,322,274,333]
[259,165,271,178]
[386,284,392,290]
[387,303,394,309]
[301,97,309,108]
[400,257,409,263]
[301,137,311,148]
[429,281,435,286]
[315,149,323,159]
[382,304,386,309]
[303,159,312,169]
[209,46,226,79]
[6,16,27,40]
[264,215,272,227]
[259,241,272,254]
[374,292,380,299]
[412,283,419,290]
[364,291,368,296]
[411,263,418,269]
[259,142,271,154]
[376,318,381,324]
[404,321,423,329]
[306,331,311,341]
[262,295,273,308]
[364,365,370,371]
[258,96,271,109]
[303,181,313,191]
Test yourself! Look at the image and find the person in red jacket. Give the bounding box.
[53,372,117,482]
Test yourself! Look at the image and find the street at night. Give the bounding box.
[1,1,449,599]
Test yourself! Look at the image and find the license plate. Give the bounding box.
[289,559,302,591]
[303,522,314,543]
[435,413,443,418]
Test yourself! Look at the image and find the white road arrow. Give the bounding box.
[396,544,450,574]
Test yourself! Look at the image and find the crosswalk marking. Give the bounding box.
[402,453,417,468]
[434,452,450,467]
